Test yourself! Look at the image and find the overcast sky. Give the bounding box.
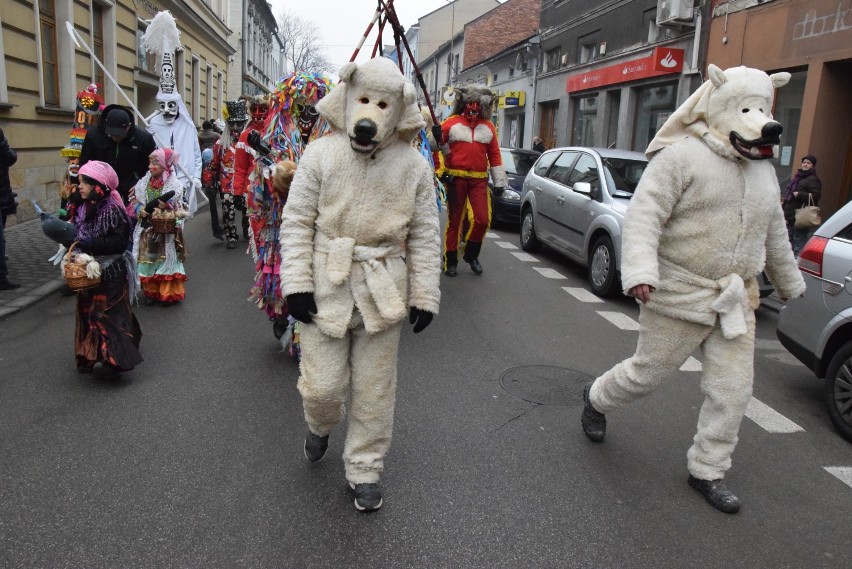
[268,0,475,72]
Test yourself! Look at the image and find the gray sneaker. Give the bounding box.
[350,482,383,512]
[304,431,329,462]
[581,383,606,442]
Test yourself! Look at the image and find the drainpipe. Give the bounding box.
[528,34,541,141]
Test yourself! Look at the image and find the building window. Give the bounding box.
[191,56,200,124]
[92,3,105,88]
[0,12,8,102]
[579,42,597,64]
[137,23,157,72]
[206,65,213,122]
[572,95,598,146]
[545,47,562,73]
[632,83,677,151]
[39,0,60,106]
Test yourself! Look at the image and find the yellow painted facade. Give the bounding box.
[0,0,234,221]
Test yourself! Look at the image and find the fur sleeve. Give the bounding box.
[406,161,442,314]
[763,203,806,299]
[620,145,686,292]
[279,146,321,295]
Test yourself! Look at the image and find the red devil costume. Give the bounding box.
[440,87,507,277]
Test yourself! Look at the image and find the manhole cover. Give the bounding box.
[499,365,595,406]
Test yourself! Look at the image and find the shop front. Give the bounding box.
[707,0,852,215]
[498,90,527,149]
[564,45,692,152]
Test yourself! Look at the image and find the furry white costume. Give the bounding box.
[279,58,441,510]
[583,65,806,513]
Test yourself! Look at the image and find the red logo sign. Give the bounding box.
[566,47,684,92]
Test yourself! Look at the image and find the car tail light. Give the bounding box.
[798,236,829,277]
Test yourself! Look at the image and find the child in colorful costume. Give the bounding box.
[128,149,188,304]
[243,71,333,346]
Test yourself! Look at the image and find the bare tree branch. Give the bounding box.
[276,9,335,75]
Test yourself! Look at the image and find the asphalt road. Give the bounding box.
[0,213,850,568]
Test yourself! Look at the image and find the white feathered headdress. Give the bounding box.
[143,11,182,96]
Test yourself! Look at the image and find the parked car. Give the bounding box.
[489,147,540,225]
[519,147,648,296]
[776,200,852,442]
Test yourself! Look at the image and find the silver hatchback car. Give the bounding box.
[777,200,852,442]
[519,147,648,296]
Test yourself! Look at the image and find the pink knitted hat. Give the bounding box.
[78,160,119,194]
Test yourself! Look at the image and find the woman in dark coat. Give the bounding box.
[782,154,822,255]
[70,161,143,375]
[0,127,19,290]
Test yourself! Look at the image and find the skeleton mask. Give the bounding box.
[464,100,481,120]
[159,100,179,124]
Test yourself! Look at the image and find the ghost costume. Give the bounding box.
[147,93,201,216]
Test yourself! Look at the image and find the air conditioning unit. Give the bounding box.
[656,0,695,27]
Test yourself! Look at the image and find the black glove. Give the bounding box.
[247,131,271,156]
[286,292,317,324]
[431,125,443,147]
[409,307,433,334]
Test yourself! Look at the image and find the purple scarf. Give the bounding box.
[783,168,815,202]
[74,190,130,243]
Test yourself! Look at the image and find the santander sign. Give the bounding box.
[567,47,684,92]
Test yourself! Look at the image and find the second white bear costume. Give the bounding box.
[582,65,806,514]
[279,58,441,511]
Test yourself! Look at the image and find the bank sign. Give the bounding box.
[566,47,684,92]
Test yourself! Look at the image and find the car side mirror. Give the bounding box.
[573,181,592,196]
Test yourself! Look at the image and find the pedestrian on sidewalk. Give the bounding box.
[0,126,20,291]
[71,161,143,375]
[128,148,188,304]
[782,154,821,256]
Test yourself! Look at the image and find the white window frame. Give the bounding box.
[206,64,213,122]
[0,12,8,103]
[34,0,76,109]
[191,55,201,124]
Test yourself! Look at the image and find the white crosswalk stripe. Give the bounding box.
[493,241,518,249]
[824,466,852,489]
[745,397,805,433]
[562,287,604,303]
[511,252,539,262]
[680,356,702,372]
[533,267,568,279]
[485,232,500,239]
[597,311,640,330]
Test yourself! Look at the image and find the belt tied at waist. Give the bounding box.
[659,259,753,340]
[316,234,406,321]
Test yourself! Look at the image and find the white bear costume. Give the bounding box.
[587,65,805,488]
[279,58,441,490]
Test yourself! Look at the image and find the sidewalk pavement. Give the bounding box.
[0,215,788,319]
[0,218,67,318]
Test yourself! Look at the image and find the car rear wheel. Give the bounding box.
[520,208,542,252]
[588,235,619,297]
[824,341,852,443]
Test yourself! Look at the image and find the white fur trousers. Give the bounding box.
[297,311,402,485]
[589,306,755,481]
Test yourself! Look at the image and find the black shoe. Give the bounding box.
[0,280,21,291]
[581,383,606,442]
[144,296,158,306]
[468,258,483,275]
[350,482,383,512]
[213,232,224,241]
[304,431,329,462]
[444,264,458,277]
[242,225,250,240]
[59,283,76,296]
[687,475,741,514]
[226,240,237,249]
[77,364,94,374]
[272,318,288,340]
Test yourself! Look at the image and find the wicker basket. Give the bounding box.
[150,215,177,234]
[63,242,101,291]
